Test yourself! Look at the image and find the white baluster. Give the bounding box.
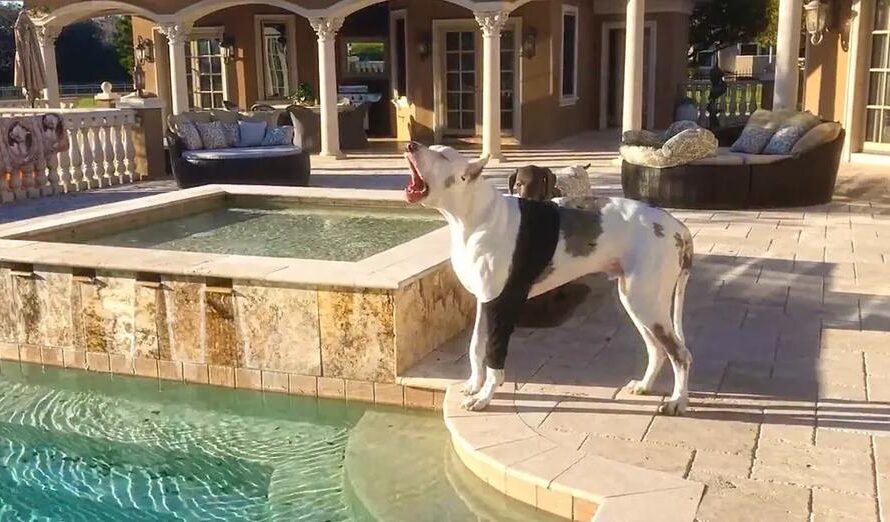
[80,120,96,189]
[11,170,25,200]
[68,117,85,191]
[57,130,71,193]
[748,83,758,115]
[122,116,136,182]
[101,115,116,186]
[44,151,59,196]
[111,116,126,184]
[90,117,105,187]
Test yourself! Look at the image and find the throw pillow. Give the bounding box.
[622,129,664,148]
[238,121,267,147]
[221,121,240,148]
[174,120,203,151]
[664,120,700,140]
[261,125,295,146]
[790,122,842,155]
[195,121,228,150]
[763,111,822,154]
[730,109,781,154]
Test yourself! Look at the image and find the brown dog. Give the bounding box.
[509,165,557,200]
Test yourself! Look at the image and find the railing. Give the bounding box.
[0,83,133,100]
[0,108,142,203]
[686,79,765,126]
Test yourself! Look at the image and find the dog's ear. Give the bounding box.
[463,154,489,182]
[508,170,517,194]
[545,170,557,199]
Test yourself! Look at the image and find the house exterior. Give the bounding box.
[801,0,890,164]
[25,0,695,157]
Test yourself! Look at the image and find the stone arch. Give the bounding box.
[34,1,164,26]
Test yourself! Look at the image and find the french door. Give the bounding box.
[864,0,890,152]
[435,21,520,139]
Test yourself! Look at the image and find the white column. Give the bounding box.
[774,0,803,110]
[159,23,191,115]
[475,11,509,161]
[310,17,344,158]
[36,25,62,107]
[622,0,645,132]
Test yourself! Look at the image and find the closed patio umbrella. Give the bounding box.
[13,12,46,107]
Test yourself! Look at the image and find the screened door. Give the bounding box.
[865,0,890,151]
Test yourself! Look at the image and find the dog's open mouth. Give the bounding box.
[404,155,428,204]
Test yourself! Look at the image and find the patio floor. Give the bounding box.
[1,134,888,520]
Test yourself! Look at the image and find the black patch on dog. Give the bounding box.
[674,232,693,270]
[651,323,688,364]
[444,175,456,188]
[480,199,560,369]
[653,223,665,237]
[558,206,603,257]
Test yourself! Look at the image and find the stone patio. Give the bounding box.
[1,137,888,520]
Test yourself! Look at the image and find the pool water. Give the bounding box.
[79,205,445,262]
[0,363,559,521]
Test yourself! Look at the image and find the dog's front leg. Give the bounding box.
[462,300,486,396]
[462,296,514,411]
[462,367,505,411]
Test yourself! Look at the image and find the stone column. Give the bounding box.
[475,11,509,161]
[310,17,344,158]
[622,0,645,132]
[774,0,803,110]
[158,23,191,115]
[36,25,62,108]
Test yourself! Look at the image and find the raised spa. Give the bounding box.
[0,185,474,392]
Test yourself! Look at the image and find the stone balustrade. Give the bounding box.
[0,108,143,202]
[686,79,765,127]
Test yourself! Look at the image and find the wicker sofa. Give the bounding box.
[284,103,370,153]
[166,109,311,189]
[621,118,845,210]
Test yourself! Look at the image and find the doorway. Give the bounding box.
[433,19,521,142]
[600,22,656,129]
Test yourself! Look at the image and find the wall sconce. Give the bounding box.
[804,0,830,46]
[417,32,431,60]
[521,27,537,59]
[221,36,236,62]
[134,35,154,65]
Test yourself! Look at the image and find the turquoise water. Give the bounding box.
[77,205,445,262]
[0,363,559,521]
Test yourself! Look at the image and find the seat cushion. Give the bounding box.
[687,154,746,166]
[735,153,793,165]
[182,145,302,161]
[791,121,842,155]
[620,128,717,168]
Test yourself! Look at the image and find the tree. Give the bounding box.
[0,2,20,85]
[56,20,130,84]
[112,16,134,74]
[689,0,774,56]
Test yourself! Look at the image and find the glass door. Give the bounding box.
[501,29,515,135]
[444,31,478,135]
[865,0,890,152]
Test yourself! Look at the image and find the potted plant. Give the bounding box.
[289,83,317,106]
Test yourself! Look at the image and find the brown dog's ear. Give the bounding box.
[462,154,489,182]
[545,170,557,199]
[508,170,517,194]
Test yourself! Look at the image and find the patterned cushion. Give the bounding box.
[221,121,240,148]
[622,129,664,148]
[238,121,267,147]
[174,120,203,151]
[195,121,228,150]
[664,120,700,140]
[262,125,295,146]
[730,109,779,153]
[620,128,717,168]
[790,122,842,155]
[763,112,821,154]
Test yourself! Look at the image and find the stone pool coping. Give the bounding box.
[443,385,705,522]
[0,184,451,291]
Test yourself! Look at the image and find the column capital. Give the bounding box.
[474,11,510,37]
[309,17,344,42]
[157,23,192,45]
[35,24,62,47]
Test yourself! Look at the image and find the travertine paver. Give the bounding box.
[5,140,890,520]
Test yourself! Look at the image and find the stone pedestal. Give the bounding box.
[118,96,167,180]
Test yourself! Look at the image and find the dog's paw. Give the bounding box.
[658,398,688,416]
[625,380,652,395]
[461,377,483,396]
[461,394,492,411]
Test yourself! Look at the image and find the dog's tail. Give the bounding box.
[672,267,690,348]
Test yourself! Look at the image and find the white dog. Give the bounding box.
[404,143,694,415]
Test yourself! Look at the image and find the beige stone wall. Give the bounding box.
[0,263,473,389]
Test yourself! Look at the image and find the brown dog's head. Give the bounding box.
[509,165,558,201]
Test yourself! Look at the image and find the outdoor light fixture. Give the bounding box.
[521,27,537,59]
[221,36,236,62]
[134,35,154,64]
[804,0,830,46]
[417,32,431,60]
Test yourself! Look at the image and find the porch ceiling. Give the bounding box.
[27,0,539,26]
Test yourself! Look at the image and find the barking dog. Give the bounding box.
[404,142,694,415]
[509,164,592,201]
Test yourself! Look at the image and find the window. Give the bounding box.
[185,28,226,110]
[865,0,890,149]
[255,16,297,100]
[738,42,774,56]
[560,5,579,105]
[390,10,408,98]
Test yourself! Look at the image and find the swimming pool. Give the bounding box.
[0,362,559,521]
